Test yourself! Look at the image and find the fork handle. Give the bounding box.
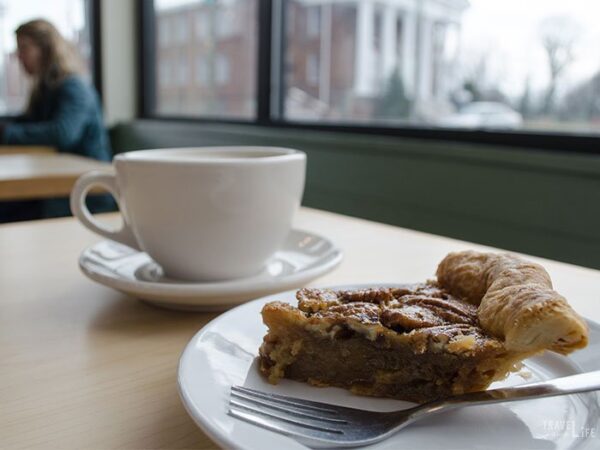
[411,369,600,419]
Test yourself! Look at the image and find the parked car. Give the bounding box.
[438,102,523,129]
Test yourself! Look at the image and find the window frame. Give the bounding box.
[90,0,104,102]
[137,0,600,155]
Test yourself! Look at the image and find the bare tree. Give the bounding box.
[539,16,580,115]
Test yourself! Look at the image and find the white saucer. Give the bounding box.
[178,286,600,450]
[78,229,343,311]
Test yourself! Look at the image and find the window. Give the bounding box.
[141,0,600,151]
[306,6,320,38]
[195,55,208,85]
[152,0,258,119]
[175,15,189,44]
[306,53,319,86]
[282,0,600,135]
[217,6,239,39]
[195,12,208,40]
[177,55,188,86]
[159,20,168,47]
[160,57,172,86]
[215,53,230,85]
[0,0,95,115]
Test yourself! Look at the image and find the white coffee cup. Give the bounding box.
[70,147,306,281]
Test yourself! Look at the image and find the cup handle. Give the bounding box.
[70,170,140,250]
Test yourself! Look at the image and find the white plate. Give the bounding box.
[78,229,342,311]
[178,285,600,450]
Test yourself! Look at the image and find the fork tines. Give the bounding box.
[228,385,348,439]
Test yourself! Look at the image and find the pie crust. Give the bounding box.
[437,251,588,354]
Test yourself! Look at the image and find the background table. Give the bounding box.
[0,145,56,155]
[0,153,110,200]
[1,208,599,449]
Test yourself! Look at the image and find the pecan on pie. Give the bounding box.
[258,251,588,403]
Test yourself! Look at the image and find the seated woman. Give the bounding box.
[0,19,113,222]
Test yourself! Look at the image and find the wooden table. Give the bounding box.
[1,208,599,449]
[0,145,56,155]
[0,153,110,200]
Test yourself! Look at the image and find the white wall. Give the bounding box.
[101,0,138,125]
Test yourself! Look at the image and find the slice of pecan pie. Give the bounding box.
[258,251,588,403]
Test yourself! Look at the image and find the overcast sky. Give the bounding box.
[461,0,600,98]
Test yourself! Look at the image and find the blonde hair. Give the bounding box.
[16,19,83,111]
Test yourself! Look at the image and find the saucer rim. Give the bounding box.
[78,228,343,301]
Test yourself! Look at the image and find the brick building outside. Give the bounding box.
[155,0,470,121]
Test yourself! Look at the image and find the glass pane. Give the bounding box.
[154,0,257,119]
[0,0,91,115]
[284,0,600,135]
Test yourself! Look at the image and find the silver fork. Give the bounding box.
[228,370,600,448]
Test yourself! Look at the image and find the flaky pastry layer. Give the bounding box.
[437,251,588,354]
